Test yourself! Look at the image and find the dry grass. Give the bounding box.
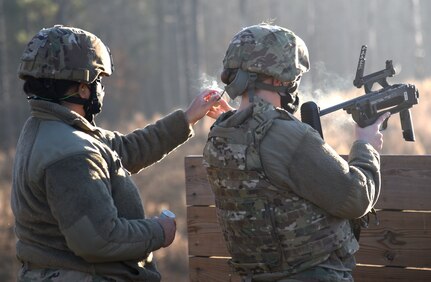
[0,150,19,282]
[0,79,430,281]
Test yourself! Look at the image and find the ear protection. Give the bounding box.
[224,69,257,101]
[224,69,300,113]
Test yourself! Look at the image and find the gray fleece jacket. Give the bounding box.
[11,100,192,281]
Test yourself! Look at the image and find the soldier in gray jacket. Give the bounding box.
[12,25,229,281]
[203,23,390,281]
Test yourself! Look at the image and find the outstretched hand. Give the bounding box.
[355,112,391,152]
[185,89,234,125]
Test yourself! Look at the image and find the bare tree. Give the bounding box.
[175,0,189,107]
[411,0,425,79]
[55,0,70,24]
[0,0,12,149]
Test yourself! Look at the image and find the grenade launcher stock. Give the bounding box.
[301,45,419,141]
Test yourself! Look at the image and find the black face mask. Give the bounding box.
[62,77,105,124]
[83,77,105,124]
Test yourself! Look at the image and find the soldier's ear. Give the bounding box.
[78,83,90,99]
[272,79,284,87]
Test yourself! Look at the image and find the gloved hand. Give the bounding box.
[155,216,176,247]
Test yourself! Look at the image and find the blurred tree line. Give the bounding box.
[0,0,430,150]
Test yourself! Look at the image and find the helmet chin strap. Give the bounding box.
[62,79,104,124]
[224,69,300,113]
[278,91,299,114]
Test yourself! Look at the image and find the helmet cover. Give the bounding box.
[223,23,310,82]
[18,25,114,83]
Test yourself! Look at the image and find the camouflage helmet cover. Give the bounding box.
[223,23,310,82]
[18,25,114,83]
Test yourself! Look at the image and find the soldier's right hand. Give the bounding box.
[156,216,176,247]
[355,112,391,152]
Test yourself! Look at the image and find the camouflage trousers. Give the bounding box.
[243,266,354,282]
[18,263,115,282]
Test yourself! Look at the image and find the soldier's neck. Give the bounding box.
[238,91,280,111]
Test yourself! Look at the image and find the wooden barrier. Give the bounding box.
[185,155,431,282]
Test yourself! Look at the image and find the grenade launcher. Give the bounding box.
[301,45,419,141]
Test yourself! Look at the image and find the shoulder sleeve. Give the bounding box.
[261,120,381,219]
[101,110,193,173]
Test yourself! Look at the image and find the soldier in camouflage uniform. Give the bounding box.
[203,23,390,282]
[12,25,229,282]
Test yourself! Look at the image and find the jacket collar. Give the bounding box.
[214,96,279,128]
[251,96,277,116]
[29,100,99,133]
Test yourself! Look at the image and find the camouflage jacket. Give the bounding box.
[203,97,381,281]
[11,100,192,281]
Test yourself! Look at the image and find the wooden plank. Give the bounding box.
[187,206,431,268]
[189,257,431,282]
[189,257,241,282]
[356,211,431,267]
[187,206,229,256]
[189,256,241,282]
[354,265,431,282]
[379,155,431,210]
[185,156,214,206]
[185,155,431,210]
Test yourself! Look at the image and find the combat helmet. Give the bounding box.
[18,25,114,83]
[222,23,310,112]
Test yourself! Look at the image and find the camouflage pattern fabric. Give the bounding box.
[203,97,357,279]
[223,24,310,83]
[18,25,113,83]
[254,266,354,282]
[18,267,115,282]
